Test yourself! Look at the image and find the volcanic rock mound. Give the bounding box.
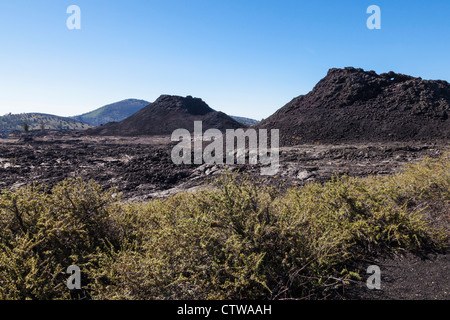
[87,95,244,136]
[258,67,450,145]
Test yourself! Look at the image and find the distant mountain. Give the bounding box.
[87,95,245,136]
[72,99,150,126]
[0,113,92,133]
[257,67,450,145]
[230,116,260,126]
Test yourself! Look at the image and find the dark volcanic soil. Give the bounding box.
[0,134,196,201]
[258,67,450,146]
[344,250,449,300]
[1,133,446,201]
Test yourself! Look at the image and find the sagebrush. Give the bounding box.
[0,153,448,300]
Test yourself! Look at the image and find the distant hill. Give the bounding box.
[0,113,92,133]
[230,116,260,126]
[257,67,450,145]
[87,95,245,136]
[75,98,258,127]
[72,99,150,126]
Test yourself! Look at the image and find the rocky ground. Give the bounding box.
[1,132,446,201]
[0,131,448,300]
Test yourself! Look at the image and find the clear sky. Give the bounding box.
[0,0,449,120]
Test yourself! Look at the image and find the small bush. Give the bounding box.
[0,179,121,299]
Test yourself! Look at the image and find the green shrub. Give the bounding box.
[0,153,448,300]
[0,179,121,299]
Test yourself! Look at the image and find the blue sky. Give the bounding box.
[0,0,449,120]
